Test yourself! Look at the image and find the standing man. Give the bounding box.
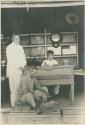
[6,34,27,108]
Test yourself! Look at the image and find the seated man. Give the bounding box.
[29,66,49,104]
[17,67,48,110]
[41,50,60,96]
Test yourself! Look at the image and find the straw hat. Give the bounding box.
[65,13,79,24]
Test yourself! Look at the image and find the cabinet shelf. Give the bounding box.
[26,54,77,59]
[47,43,77,47]
[20,33,45,36]
[26,56,45,59]
[1,32,78,68]
[60,43,77,46]
[22,45,45,47]
[20,33,52,37]
[54,55,77,58]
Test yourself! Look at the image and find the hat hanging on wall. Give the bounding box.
[65,13,79,25]
[50,33,61,48]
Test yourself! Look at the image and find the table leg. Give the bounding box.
[71,84,74,104]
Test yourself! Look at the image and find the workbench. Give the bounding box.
[35,66,75,104]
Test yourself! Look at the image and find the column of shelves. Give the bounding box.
[46,32,78,67]
[1,32,78,68]
[21,33,46,59]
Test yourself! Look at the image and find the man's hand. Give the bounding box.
[19,67,25,72]
[30,69,37,77]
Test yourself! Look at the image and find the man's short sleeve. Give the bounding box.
[41,60,46,66]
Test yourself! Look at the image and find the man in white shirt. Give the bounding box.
[41,50,60,96]
[6,34,27,108]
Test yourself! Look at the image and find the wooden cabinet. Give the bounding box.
[1,32,78,71]
[20,32,78,67]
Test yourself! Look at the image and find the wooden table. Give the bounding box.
[74,69,85,76]
[35,66,75,104]
[1,66,75,105]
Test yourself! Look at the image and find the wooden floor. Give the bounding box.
[1,93,85,124]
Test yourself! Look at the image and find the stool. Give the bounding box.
[15,101,31,112]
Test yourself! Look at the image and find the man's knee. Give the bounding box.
[42,93,47,102]
[34,90,47,102]
[26,92,34,99]
[21,92,33,102]
[34,90,42,100]
[42,86,49,95]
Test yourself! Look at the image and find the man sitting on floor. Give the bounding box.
[16,67,49,111]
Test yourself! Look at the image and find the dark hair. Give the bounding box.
[12,34,20,42]
[47,50,54,55]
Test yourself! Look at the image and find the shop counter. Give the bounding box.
[35,66,75,104]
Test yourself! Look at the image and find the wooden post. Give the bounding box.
[71,84,74,104]
[44,28,47,59]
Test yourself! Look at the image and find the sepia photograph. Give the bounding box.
[1,0,85,124]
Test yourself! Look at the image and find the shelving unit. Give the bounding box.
[1,32,78,69]
[20,32,78,67]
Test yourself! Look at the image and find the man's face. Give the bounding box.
[48,54,53,61]
[13,35,20,45]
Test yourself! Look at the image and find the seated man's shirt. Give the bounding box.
[41,59,58,66]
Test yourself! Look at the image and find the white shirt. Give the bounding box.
[6,42,26,77]
[41,59,58,66]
